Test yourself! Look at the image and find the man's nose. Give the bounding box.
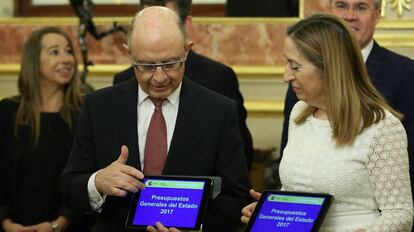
[341,8,358,21]
[59,52,74,63]
[152,66,168,83]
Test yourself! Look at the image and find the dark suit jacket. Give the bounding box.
[62,78,251,232]
[113,50,254,171]
[226,0,298,17]
[281,41,414,189]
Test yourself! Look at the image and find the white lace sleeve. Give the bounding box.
[366,116,413,232]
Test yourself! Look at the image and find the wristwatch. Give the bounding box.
[50,220,60,232]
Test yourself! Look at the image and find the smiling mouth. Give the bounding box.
[56,68,72,75]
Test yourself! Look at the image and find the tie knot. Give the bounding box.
[149,97,164,107]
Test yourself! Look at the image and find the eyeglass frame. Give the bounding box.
[130,54,186,73]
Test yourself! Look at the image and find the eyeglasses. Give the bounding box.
[132,57,185,73]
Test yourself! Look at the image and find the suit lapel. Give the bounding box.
[116,78,141,170]
[163,79,202,173]
[366,41,385,84]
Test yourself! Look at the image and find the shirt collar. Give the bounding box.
[361,39,374,62]
[138,82,182,108]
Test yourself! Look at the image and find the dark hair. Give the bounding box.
[140,0,192,23]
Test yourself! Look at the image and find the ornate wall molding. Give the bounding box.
[384,0,412,17]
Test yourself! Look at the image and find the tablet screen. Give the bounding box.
[245,191,333,232]
[126,176,212,230]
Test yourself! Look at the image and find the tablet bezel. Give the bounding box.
[125,175,213,230]
[244,190,333,232]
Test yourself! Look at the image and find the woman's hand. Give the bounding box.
[241,189,262,224]
[25,215,69,232]
[24,222,53,232]
[147,222,181,232]
[2,218,35,232]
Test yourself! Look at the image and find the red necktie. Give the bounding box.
[144,97,167,175]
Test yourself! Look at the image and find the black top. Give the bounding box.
[0,98,89,231]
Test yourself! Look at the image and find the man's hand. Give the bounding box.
[95,145,145,196]
[241,189,262,224]
[147,222,181,232]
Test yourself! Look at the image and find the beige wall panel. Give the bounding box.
[247,117,284,152]
[240,78,287,101]
[0,70,286,150]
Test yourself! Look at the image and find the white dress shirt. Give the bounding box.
[87,83,181,211]
[361,39,374,63]
[137,83,181,168]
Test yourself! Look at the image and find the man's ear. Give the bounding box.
[184,16,193,38]
[122,43,129,53]
[184,16,193,30]
[186,40,194,50]
[184,41,194,61]
[374,8,381,25]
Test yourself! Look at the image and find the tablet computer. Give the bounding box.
[125,175,213,230]
[244,190,333,232]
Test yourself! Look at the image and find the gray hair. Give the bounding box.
[374,0,381,9]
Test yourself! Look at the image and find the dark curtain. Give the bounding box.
[226,0,299,17]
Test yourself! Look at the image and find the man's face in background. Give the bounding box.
[330,0,381,49]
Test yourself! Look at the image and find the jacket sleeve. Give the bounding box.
[61,96,97,214]
[202,100,252,232]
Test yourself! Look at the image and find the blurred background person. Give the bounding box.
[113,0,254,171]
[242,14,413,231]
[0,27,89,232]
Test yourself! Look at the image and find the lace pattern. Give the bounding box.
[279,101,413,231]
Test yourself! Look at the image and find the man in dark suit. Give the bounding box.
[62,7,250,232]
[113,0,254,171]
[281,0,414,199]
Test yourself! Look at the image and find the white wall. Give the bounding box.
[0,0,14,17]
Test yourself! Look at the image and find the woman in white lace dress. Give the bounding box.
[241,14,413,231]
